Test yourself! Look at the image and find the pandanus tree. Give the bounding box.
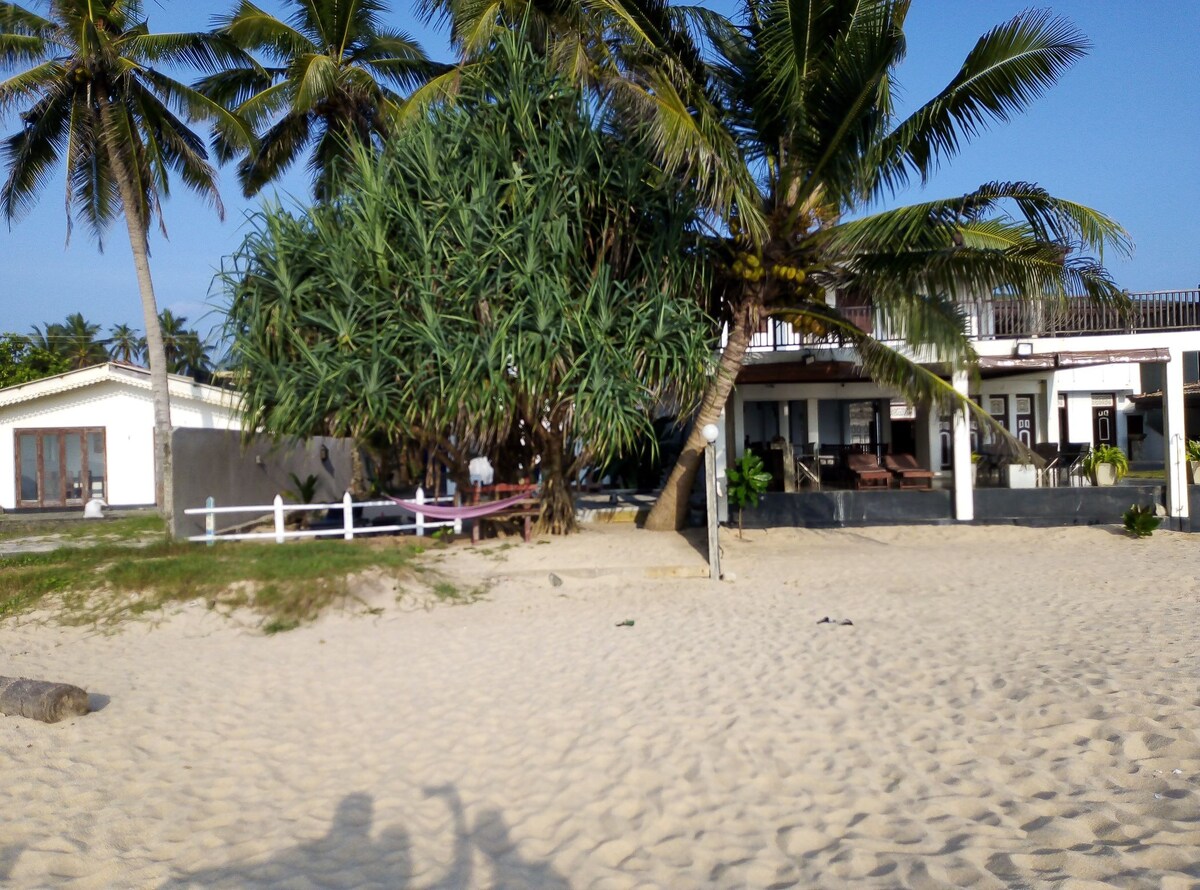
[198,0,445,201]
[0,0,251,526]
[221,34,712,533]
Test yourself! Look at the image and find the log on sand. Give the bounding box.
[0,676,90,723]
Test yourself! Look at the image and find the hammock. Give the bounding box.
[384,490,536,520]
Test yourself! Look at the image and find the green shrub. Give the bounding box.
[725,452,772,538]
[1122,504,1161,538]
[1186,440,1200,462]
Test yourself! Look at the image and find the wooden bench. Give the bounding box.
[469,483,541,544]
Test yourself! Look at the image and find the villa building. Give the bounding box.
[0,363,241,511]
[716,289,1200,530]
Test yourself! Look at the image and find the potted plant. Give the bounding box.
[1187,440,1200,484]
[1081,445,1129,487]
[970,452,981,486]
[1004,458,1038,489]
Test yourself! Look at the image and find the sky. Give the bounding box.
[1,0,1197,347]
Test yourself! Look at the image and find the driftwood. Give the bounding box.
[0,676,89,724]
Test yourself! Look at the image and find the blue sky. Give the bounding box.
[1,1,1197,345]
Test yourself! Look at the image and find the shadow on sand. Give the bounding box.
[161,785,569,889]
[0,843,24,881]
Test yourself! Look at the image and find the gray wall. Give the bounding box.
[171,429,355,538]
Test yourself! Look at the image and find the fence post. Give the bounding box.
[415,487,425,537]
[274,494,285,544]
[205,496,215,547]
[343,491,354,540]
[452,491,462,536]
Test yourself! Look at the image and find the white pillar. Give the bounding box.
[1162,350,1189,529]
[715,408,729,523]
[1044,377,1060,444]
[806,399,820,447]
[778,400,795,492]
[732,389,746,459]
[951,370,974,521]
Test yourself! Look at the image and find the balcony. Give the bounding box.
[746,290,1200,351]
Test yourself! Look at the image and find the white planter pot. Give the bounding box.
[1092,463,1118,487]
[970,464,978,487]
[1005,463,1038,489]
[1189,461,1200,485]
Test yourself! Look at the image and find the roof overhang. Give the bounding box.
[978,347,1170,377]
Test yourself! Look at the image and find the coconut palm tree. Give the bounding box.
[611,1,1133,529]
[107,322,142,364]
[32,311,107,368]
[0,0,252,526]
[198,0,446,200]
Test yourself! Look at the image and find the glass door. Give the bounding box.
[12,429,106,508]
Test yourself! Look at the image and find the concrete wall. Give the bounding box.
[171,429,356,538]
[1,381,240,510]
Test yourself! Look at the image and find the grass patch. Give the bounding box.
[0,513,166,544]
[0,537,424,631]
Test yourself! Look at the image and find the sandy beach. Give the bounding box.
[1,522,1198,889]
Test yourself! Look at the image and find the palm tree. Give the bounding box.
[31,313,106,368]
[107,322,142,364]
[603,1,1131,529]
[0,0,251,528]
[198,0,446,200]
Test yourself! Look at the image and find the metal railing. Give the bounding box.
[744,290,1200,351]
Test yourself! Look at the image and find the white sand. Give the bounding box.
[1,523,1199,889]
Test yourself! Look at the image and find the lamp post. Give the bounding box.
[701,423,721,582]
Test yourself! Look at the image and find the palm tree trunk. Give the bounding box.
[644,296,758,531]
[98,98,174,534]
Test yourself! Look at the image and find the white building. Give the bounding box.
[720,289,1200,526]
[0,363,241,511]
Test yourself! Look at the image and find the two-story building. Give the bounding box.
[715,289,1200,529]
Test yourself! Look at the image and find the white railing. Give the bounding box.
[184,488,461,544]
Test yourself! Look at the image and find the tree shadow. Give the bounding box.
[161,786,569,889]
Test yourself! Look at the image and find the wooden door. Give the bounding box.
[1015,394,1036,448]
[1092,394,1117,447]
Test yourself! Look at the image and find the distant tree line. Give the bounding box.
[0,311,215,389]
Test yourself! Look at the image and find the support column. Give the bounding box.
[1044,376,1060,444]
[952,369,974,521]
[731,389,745,460]
[778,400,795,492]
[806,399,820,447]
[1162,350,1189,530]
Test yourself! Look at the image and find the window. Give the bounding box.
[13,428,106,507]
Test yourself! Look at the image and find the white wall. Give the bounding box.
[1,381,240,509]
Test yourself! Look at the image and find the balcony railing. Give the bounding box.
[746,290,1200,351]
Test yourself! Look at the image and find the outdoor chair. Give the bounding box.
[1058,443,1090,486]
[884,453,934,489]
[846,452,891,490]
[1033,443,1060,487]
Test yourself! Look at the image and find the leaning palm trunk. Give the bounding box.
[645,297,757,531]
[100,99,173,532]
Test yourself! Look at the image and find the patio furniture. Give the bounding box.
[1033,443,1060,487]
[1057,443,1090,487]
[793,444,821,490]
[846,452,891,489]
[884,453,934,489]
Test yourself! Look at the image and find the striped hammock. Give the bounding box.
[385,490,535,520]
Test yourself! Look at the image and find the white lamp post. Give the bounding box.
[701,423,721,582]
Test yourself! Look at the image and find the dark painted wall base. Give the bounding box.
[739,482,1165,530]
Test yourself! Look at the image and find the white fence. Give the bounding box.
[184,488,461,544]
